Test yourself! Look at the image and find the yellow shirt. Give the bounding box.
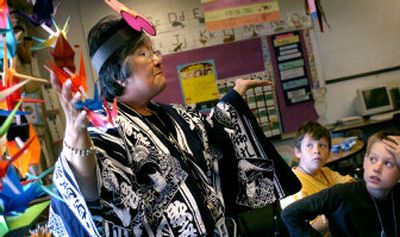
[281,167,355,209]
[280,167,354,236]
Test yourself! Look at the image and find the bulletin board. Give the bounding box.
[156,38,265,104]
[267,31,318,133]
[268,31,312,106]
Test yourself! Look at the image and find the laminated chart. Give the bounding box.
[217,71,282,137]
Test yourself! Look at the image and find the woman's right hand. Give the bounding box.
[50,71,98,200]
[50,71,89,148]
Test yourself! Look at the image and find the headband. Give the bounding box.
[91,26,137,73]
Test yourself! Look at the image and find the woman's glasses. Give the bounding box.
[134,49,162,61]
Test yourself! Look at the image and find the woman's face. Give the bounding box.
[121,43,166,103]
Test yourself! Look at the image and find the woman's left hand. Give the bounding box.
[233,78,272,97]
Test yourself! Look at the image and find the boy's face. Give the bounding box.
[363,141,400,196]
[296,134,330,173]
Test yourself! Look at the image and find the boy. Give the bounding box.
[282,131,400,237]
[280,121,354,235]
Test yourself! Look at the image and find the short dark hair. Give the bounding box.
[87,15,148,100]
[295,121,331,150]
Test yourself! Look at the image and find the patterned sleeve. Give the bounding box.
[209,89,301,213]
[49,125,145,236]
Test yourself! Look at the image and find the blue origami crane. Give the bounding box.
[74,80,103,111]
[0,167,44,215]
[0,17,17,59]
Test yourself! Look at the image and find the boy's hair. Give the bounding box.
[366,131,400,168]
[295,121,331,150]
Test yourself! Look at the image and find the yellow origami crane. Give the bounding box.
[31,17,70,51]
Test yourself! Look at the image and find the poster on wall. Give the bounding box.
[201,0,281,32]
[268,31,312,105]
[177,60,219,110]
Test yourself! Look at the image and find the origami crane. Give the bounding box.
[1,42,48,110]
[0,0,9,29]
[104,0,156,36]
[0,101,21,158]
[31,17,69,51]
[75,80,102,111]
[46,50,87,95]
[24,166,64,202]
[7,124,41,177]
[0,166,43,215]
[50,33,75,73]
[84,98,117,128]
[0,16,17,59]
[12,0,56,27]
[0,100,23,138]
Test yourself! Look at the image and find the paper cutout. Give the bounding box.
[104,0,156,36]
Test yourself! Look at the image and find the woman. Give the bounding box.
[48,15,300,237]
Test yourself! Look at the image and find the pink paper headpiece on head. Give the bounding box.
[91,0,156,73]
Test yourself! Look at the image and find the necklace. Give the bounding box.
[370,192,398,237]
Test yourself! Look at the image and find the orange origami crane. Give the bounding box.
[0,41,48,110]
[7,124,40,178]
[50,33,76,73]
[47,50,87,95]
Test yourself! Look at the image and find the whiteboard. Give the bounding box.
[312,0,400,81]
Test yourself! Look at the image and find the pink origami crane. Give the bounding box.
[0,0,9,29]
[84,98,117,128]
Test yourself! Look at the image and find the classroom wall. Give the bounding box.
[49,0,400,129]
[310,0,400,123]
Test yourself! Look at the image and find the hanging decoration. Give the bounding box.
[305,0,329,32]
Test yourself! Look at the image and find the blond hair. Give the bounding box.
[366,131,400,168]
